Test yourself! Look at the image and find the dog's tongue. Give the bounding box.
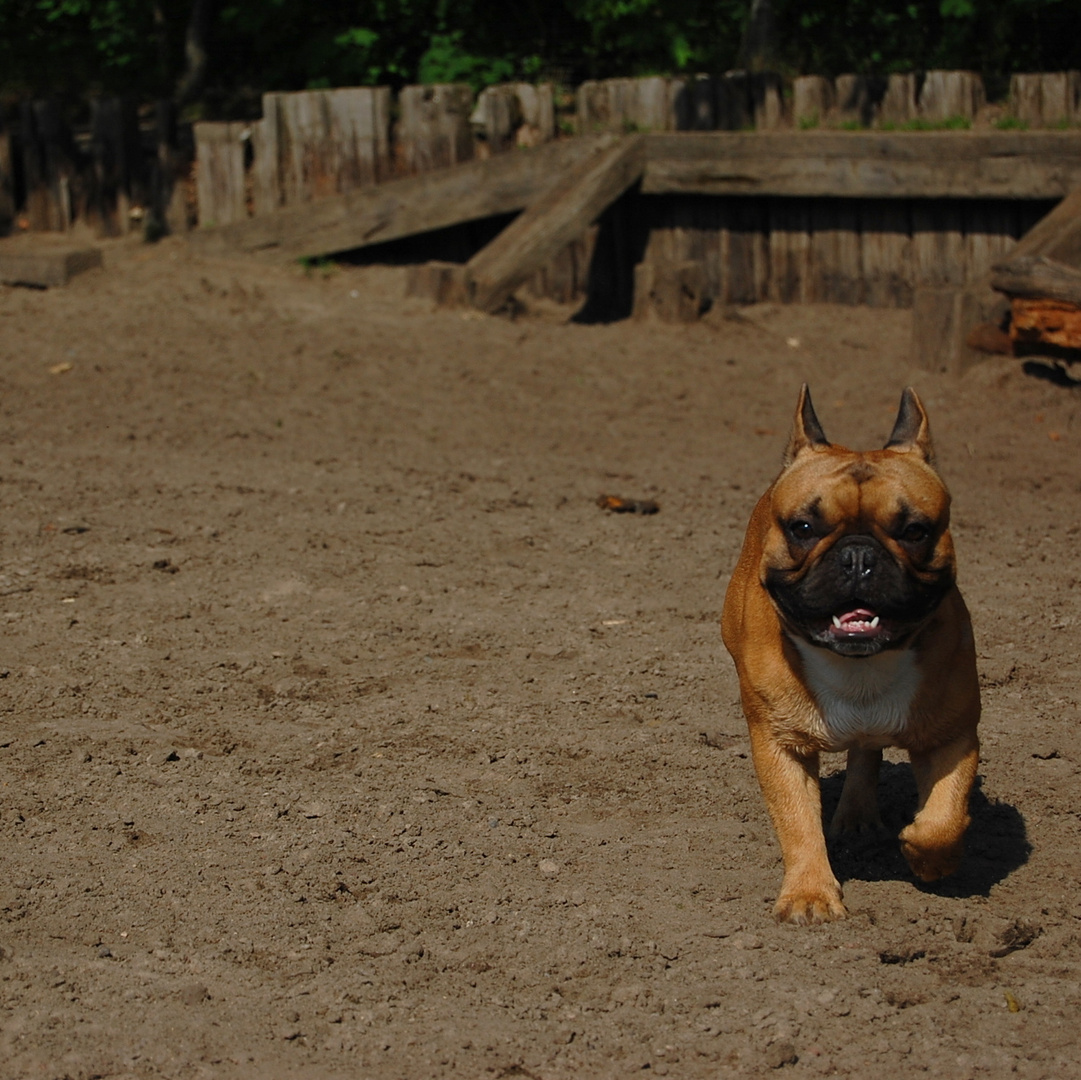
[831,608,881,635]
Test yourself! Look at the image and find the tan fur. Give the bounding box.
[721,388,980,925]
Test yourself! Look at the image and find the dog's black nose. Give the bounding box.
[839,538,876,579]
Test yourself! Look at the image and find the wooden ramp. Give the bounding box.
[467,136,645,313]
[189,136,606,262]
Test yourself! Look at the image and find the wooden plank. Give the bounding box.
[0,244,102,286]
[861,200,912,306]
[194,121,247,228]
[964,199,1019,281]
[768,199,811,302]
[911,201,965,287]
[1010,75,1044,128]
[191,136,605,261]
[467,136,646,313]
[810,199,862,303]
[641,132,1081,199]
[725,196,768,304]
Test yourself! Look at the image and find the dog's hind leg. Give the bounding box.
[829,747,884,835]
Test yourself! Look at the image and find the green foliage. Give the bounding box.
[1,0,1079,105]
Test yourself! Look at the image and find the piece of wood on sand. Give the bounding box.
[466,135,646,314]
[992,253,1081,351]
[1010,296,1081,350]
[0,242,102,287]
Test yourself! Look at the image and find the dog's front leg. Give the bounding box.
[748,725,845,924]
[900,734,979,882]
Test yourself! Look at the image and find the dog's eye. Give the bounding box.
[787,520,815,541]
[900,522,930,543]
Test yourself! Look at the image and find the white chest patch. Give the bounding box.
[790,636,921,748]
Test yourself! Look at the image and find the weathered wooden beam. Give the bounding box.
[991,254,1081,305]
[190,137,604,261]
[642,132,1081,199]
[466,135,646,314]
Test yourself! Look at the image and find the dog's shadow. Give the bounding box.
[821,762,1031,897]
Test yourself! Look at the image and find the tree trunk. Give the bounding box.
[175,0,215,106]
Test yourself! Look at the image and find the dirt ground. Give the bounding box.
[0,233,1079,1080]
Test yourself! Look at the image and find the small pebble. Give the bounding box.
[539,859,559,875]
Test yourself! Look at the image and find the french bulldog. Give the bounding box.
[721,386,980,924]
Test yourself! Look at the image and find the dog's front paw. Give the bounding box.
[774,886,846,925]
[899,825,963,882]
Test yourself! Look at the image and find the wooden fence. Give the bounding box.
[3,70,1080,323]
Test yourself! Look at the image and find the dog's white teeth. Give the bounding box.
[832,616,842,629]
[870,616,880,628]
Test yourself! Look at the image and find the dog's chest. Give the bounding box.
[791,638,921,747]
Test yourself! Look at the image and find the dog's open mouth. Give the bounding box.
[827,608,884,641]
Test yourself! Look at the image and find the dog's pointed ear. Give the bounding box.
[784,384,830,466]
[884,387,934,463]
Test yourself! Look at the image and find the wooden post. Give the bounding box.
[467,135,646,313]
[1011,74,1044,127]
[793,76,832,129]
[471,85,521,156]
[514,84,555,146]
[20,99,79,231]
[750,73,785,130]
[397,84,474,175]
[194,121,247,227]
[880,73,917,127]
[0,112,13,234]
[918,71,985,125]
[1036,72,1079,127]
[631,77,672,132]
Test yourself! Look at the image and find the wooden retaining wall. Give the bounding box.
[636,195,1054,311]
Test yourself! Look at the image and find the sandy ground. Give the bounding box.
[0,235,1079,1079]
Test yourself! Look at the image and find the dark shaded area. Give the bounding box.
[821,762,1031,898]
[573,183,648,324]
[1020,357,1081,387]
[333,213,517,268]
